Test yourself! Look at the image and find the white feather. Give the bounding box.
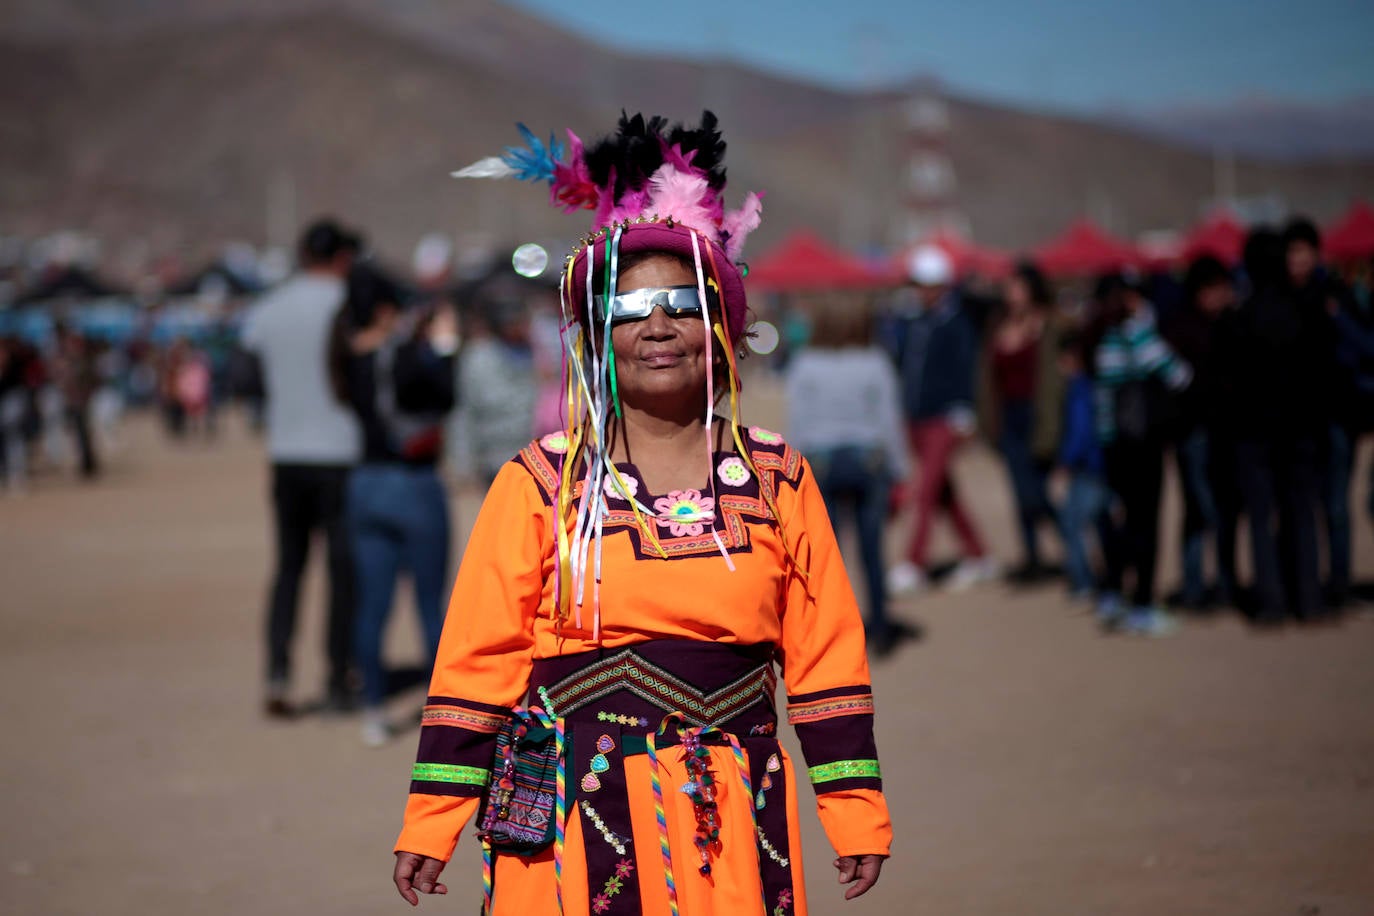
[450,157,518,179]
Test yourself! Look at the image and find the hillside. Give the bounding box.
[2,2,1371,267]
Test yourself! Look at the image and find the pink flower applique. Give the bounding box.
[603,473,639,502]
[749,426,783,445]
[716,456,751,487]
[541,432,570,454]
[614,859,635,878]
[653,489,715,537]
[591,893,611,913]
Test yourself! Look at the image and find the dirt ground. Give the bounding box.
[3,386,1373,916]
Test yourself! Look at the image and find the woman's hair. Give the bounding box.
[1183,255,1231,303]
[1241,226,1286,292]
[807,295,873,349]
[328,263,402,404]
[1012,261,1052,308]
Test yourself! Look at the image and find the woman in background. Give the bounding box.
[977,262,1063,583]
[786,294,916,657]
[331,265,459,746]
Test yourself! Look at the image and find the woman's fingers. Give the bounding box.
[416,857,448,896]
[835,854,885,900]
[393,852,421,906]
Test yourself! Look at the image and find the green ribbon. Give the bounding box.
[807,759,881,784]
[411,763,489,786]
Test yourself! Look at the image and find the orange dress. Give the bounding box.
[396,428,892,915]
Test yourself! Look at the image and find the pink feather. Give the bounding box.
[551,129,598,213]
[721,191,763,260]
[645,164,719,237]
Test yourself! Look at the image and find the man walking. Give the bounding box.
[241,219,362,717]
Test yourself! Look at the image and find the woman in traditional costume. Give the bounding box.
[391,112,891,915]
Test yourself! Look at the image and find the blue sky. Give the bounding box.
[504,0,1374,112]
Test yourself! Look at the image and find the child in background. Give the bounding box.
[1055,332,1109,607]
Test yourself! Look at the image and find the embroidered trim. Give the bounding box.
[772,888,793,916]
[591,859,635,913]
[807,759,881,784]
[596,710,650,727]
[543,649,776,727]
[420,705,508,733]
[411,763,489,785]
[756,825,789,867]
[786,694,875,725]
[580,801,629,855]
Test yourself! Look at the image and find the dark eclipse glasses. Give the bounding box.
[592,284,720,326]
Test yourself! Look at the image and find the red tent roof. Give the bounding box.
[1180,210,1246,266]
[746,231,890,292]
[1034,219,1142,277]
[1325,200,1374,261]
[898,229,1013,281]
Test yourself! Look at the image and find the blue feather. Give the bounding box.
[500,123,565,185]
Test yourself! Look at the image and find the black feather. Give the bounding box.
[584,110,728,200]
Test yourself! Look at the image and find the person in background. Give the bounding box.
[977,261,1063,584]
[0,336,31,493]
[330,265,458,747]
[450,282,538,486]
[1092,274,1192,635]
[1162,256,1240,610]
[1284,218,1365,611]
[240,218,362,718]
[1327,256,1374,563]
[52,325,100,479]
[786,294,917,657]
[884,245,999,595]
[1219,227,1328,624]
[1054,331,1109,602]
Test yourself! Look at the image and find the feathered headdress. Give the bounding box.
[453,112,776,639]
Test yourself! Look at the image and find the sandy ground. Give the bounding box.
[2,385,1373,916]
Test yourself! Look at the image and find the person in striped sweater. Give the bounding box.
[1091,274,1192,635]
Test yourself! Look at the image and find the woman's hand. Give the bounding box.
[393,851,448,906]
[835,854,885,900]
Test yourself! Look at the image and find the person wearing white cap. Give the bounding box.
[883,245,999,594]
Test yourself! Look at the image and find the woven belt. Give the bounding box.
[538,646,777,728]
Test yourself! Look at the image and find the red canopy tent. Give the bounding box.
[1179,210,1247,266]
[897,229,1013,281]
[745,230,891,292]
[1033,219,1142,277]
[1324,201,1374,261]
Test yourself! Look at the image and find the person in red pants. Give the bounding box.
[882,246,1000,594]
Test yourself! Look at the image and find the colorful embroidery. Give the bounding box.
[581,772,602,792]
[580,801,629,855]
[772,888,793,916]
[596,711,650,727]
[410,763,489,785]
[542,648,776,727]
[807,759,882,784]
[717,456,751,487]
[591,859,635,913]
[786,693,875,725]
[603,473,639,502]
[540,431,569,454]
[420,705,508,733]
[756,825,790,867]
[654,489,716,537]
[749,426,783,445]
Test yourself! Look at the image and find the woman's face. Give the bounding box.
[608,254,709,410]
[1003,276,1031,315]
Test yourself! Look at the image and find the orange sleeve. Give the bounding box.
[394,461,551,861]
[776,456,893,858]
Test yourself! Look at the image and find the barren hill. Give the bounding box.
[2,1,1371,266]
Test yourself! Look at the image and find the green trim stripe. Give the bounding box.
[808,759,881,784]
[411,763,489,786]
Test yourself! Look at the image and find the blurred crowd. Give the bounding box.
[4,213,1371,739]
[785,216,1373,652]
